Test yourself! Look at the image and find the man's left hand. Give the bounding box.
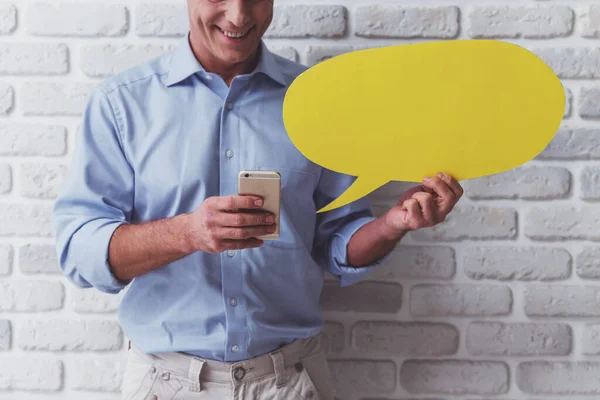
[382,172,464,238]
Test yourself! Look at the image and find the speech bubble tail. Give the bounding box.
[317,176,386,213]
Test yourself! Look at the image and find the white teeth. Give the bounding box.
[221,29,247,38]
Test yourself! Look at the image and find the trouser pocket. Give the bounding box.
[121,349,183,400]
[290,352,335,400]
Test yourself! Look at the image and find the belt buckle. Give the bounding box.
[233,366,246,381]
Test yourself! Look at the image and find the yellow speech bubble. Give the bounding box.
[282,40,565,213]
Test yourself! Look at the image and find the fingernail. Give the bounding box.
[437,173,445,179]
[423,177,431,182]
[254,199,263,206]
[266,216,274,223]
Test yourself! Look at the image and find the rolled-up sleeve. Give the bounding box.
[312,169,389,287]
[53,87,134,294]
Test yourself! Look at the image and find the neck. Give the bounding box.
[188,31,261,86]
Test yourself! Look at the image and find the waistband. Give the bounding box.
[128,334,323,390]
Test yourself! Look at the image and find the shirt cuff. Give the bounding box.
[70,219,132,294]
[329,216,391,287]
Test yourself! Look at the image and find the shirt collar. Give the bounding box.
[165,33,288,87]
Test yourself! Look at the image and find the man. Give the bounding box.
[53,0,463,399]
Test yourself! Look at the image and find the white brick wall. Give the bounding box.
[0,0,598,399]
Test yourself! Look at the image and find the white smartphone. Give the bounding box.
[238,170,281,240]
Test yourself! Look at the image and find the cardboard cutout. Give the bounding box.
[282,40,565,213]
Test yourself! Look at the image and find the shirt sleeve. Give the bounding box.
[312,168,390,287]
[53,87,134,294]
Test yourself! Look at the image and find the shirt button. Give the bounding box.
[205,74,213,80]
[147,395,158,400]
[231,345,239,352]
[227,250,235,257]
[227,102,233,110]
[230,298,238,307]
[226,149,234,158]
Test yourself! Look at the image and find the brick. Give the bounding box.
[265,5,346,38]
[468,6,573,39]
[0,281,64,312]
[534,48,600,79]
[411,206,517,242]
[354,5,459,38]
[26,2,128,37]
[581,167,600,200]
[400,360,509,395]
[581,5,600,38]
[81,44,172,78]
[525,207,600,240]
[564,87,573,118]
[367,246,455,281]
[266,45,298,62]
[577,247,600,279]
[0,164,10,194]
[22,82,96,116]
[0,358,62,390]
[0,204,53,237]
[580,87,600,119]
[71,359,125,391]
[410,284,512,317]
[466,322,572,356]
[18,320,122,351]
[463,166,570,200]
[321,321,344,355]
[352,322,458,356]
[539,127,600,159]
[525,285,600,317]
[0,320,9,350]
[20,163,67,199]
[0,244,11,276]
[0,4,16,34]
[0,43,68,75]
[463,247,571,281]
[71,287,122,313]
[0,83,13,115]
[320,281,402,313]
[135,3,188,37]
[0,124,67,156]
[305,45,357,67]
[19,244,60,275]
[517,362,600,394]
[582,324,600,355]
[329,360,396,394]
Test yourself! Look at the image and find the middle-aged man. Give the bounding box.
[53,0,464,399]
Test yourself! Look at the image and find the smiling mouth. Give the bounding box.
[217,26,251,39]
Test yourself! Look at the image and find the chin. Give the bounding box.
[221,48,256,63]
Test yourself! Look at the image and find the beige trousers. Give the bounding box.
[121,334,335,400]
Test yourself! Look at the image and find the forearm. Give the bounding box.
[346,214,407,268]
[108,213,194,282]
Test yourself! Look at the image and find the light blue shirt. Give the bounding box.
[53,34,385,362]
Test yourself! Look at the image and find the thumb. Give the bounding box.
[398,185,426,204]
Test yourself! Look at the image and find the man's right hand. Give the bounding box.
[185,195,276,254]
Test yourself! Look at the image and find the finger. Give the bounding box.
[216,224,277,240]
[422,176,455,213]
[403,198,423,226]
[219,211,274,227]
[436,173,464,199]
[412,192,436,225]
[215,195,264,211]
[221,238,264,250]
